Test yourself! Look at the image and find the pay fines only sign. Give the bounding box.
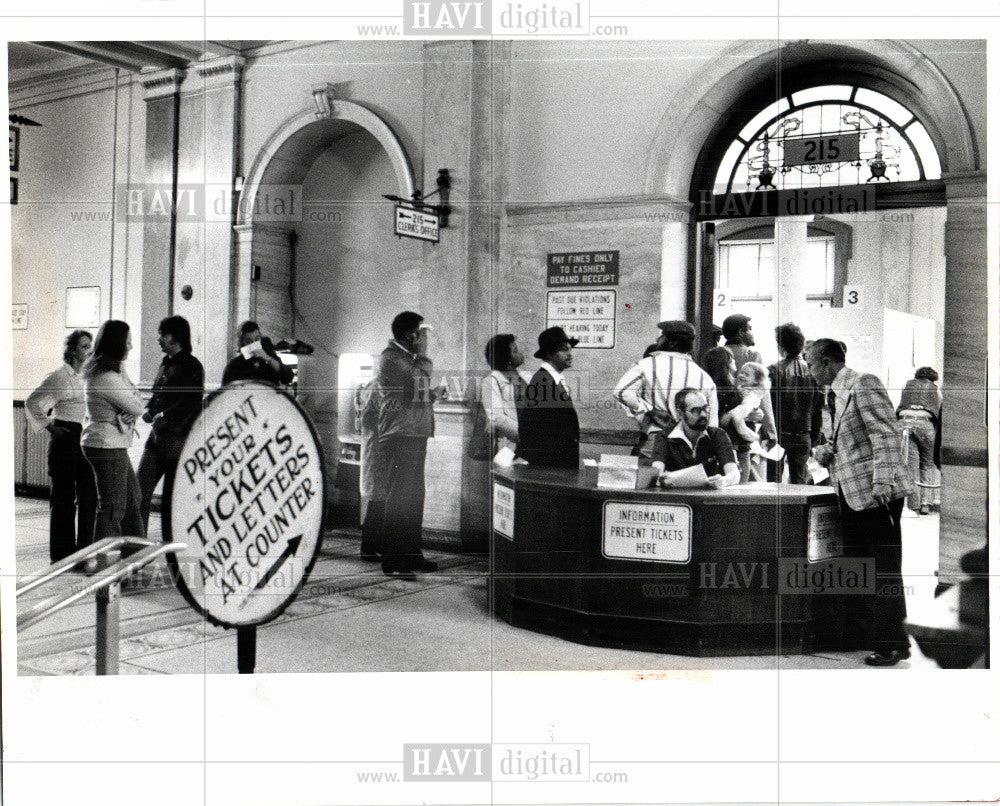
[166,383,326,628]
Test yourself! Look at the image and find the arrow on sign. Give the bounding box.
[253,535,302,591]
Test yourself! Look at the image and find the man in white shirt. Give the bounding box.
[613,320,718,458]
[25,330,96,563]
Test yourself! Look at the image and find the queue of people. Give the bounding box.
[26,316,290,569]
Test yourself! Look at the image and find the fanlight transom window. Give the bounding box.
[713,85,942,194]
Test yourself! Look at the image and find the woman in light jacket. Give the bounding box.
[480,334,530,457]
[82,320,146,540]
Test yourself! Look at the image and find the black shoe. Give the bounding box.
[360,552,381,562]
[383,568,417,581]
[413,558,438,573]
[864,649,910,667]
[919,504,931,515]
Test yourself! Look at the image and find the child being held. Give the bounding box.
[720,361,770,480]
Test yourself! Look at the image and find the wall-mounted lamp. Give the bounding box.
[383,168,451,229]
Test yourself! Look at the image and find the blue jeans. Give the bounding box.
[83,447,145,541]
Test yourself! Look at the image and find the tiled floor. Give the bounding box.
[12,496,943,675]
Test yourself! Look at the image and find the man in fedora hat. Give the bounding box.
[516,326,580,469]
[614,319,718,459]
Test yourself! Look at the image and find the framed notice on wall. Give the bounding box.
[65,286,101,329]
[545,289,616,348]
[9,126,19,172]
[12,303,28,330]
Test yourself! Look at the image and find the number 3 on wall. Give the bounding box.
[843,285,861,306]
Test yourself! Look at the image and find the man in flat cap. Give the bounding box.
[613,320,718,459]
[516,327,580,469]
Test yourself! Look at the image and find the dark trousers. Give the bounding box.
[379,436,428,572]
[839,495,908,653]
[84,447,145,542]
[47,422,98,563]
[137,434,183,536]
[768,434,811,484]
[360,500,385,555]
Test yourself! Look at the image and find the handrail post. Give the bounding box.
[95,581,121,675]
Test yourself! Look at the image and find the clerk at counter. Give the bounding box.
[649,388,740,489]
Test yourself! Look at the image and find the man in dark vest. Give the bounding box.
[516,327,580,469]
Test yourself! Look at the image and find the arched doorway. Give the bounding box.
[233,97,418,509]
[650,40,985,589]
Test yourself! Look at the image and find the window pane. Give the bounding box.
[804,238,834,295]
[791,85,853,106]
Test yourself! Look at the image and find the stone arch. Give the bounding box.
[231,98,416,340]
[238,99,415,226]
[645,39,979,199]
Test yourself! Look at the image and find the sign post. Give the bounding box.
[165,382,326,673]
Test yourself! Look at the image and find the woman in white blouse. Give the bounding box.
[480,334,531,456]
[81,320,147,540]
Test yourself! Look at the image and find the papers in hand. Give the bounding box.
[806,456,830,483]
[660,463,709,488]
[493,446,516,467]
[240,340,266,360]
[749,441,786,461]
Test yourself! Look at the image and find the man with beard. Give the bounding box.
[721,313,763,370]
[649,388,740,489]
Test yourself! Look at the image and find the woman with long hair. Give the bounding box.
[81,320,146,540]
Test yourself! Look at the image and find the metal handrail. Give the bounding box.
[17,540,187,631]
[16,537,143,598]
[17,537,188,675]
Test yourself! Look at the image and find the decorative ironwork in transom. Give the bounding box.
[713,85,942,194]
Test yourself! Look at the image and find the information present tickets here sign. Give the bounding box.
[602,501,692,564]
[166,382,326,628]
[807,504,843,562]
[493,482,514,540]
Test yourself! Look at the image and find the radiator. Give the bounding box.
[13,402,51,492]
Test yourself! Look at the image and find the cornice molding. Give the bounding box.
[140,67,185,101]
[505,195,692,227]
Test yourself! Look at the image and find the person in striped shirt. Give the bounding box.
[612,320,718,459]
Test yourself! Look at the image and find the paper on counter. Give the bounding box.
[660,463,709,488]
[599,454,638,468]
[596,454,641,489]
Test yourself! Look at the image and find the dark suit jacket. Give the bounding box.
[516,368,580,469]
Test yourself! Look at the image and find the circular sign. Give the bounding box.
[165,382,326,628]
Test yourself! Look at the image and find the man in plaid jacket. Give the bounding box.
[805,338,915,666]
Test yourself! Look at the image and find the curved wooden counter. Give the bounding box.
[491,466,858,656]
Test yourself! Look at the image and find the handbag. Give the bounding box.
[467,400,493,461]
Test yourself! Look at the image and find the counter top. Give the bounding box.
[492,465,837,506]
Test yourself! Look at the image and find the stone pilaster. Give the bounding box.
[138,67,184,383]
[939,170,988,584]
